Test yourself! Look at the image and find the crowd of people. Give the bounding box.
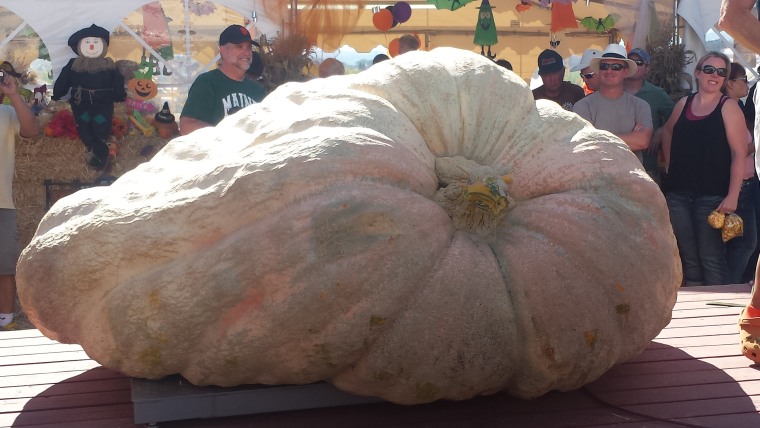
[529,41,759,289]
[525,0,760,363]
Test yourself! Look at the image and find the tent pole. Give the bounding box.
[292,0,298,35]
[673,0,679,44]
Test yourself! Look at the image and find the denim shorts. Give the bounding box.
[0,209,18,275]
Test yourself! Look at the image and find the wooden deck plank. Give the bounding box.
[0,349,91,366]
[589,366,760,391]
[0,359,102,378]
[589,380,760,405]
[673,413,760,428]
[0,336,74,349]
[665,313,741,328]
[671,305,747,317]
[1,284,758,427]
[0,378,130,400]
[0,403,135,427]
[0,367,125,389]
[607,355,754,375]
[1,389,131,414]
[0,343,85,357]
[6,417,136,428]
[624,395,760,419]
[625,344,744,363]
[653,324,741,339]
[652,333,739,347]
[675,283,751,298]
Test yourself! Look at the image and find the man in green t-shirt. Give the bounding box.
[180,25,267,135]
[624,47,675,185]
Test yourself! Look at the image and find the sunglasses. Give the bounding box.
[599,63,626,71]
[731,76,748,82]
[632,59,646,66]
[699,65,727,77]
[582,72,595,79]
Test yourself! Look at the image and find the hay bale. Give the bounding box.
[13,134,168,251]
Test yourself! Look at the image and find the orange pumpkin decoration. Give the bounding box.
[128,78,158,101]
[153,102,179,139]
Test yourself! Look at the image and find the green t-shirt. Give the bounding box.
[181,69,267,126]
[634,80,675,129]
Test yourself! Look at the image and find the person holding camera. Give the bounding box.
[0,66,39,329]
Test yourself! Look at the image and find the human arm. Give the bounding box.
[617,124,652,152]
[616,99,653,151]
[719,0,760,53]
[660,97,687,171]
[51,60,73,101]
[719,98,749,213]
[1,77,38,138]
[179,116,212,135]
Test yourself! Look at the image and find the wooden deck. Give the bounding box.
[2,284,759,427]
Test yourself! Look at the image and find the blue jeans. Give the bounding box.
[727,178,758,283]
[666,192,731,285]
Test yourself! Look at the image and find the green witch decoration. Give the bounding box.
[473,0,497,59]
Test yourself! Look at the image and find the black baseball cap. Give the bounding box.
[537,49,564,75]
[219,25,260,47]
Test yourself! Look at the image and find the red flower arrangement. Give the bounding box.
[44,110,128,140]
[44,109,79,140]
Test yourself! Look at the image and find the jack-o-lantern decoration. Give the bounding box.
[127,60,157,101]
[128,78,157,101]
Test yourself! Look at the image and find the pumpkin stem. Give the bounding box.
[433,156,513,234]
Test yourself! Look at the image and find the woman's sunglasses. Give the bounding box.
[582,72,595,79]
[599,63,626,71]
[699,65,727,77]
[731,76,748,82]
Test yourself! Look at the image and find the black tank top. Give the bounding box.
[667,94,730,196]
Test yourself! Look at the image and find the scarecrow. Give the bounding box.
[52,24,126,169]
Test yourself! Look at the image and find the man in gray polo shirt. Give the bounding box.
[573,44,652,163]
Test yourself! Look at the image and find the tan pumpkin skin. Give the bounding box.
[17,48,681,405]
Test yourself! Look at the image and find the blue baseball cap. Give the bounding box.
[628,48,650,65]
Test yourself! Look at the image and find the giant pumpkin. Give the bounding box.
[17,48,681,405]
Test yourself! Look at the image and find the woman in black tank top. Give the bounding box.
[660,51,749,286]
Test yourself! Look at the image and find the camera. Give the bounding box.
[0,71,6,84]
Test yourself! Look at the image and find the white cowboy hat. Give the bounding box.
[570,49,602,72]
[589,43,638,77]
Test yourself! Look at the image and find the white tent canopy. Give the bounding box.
[0,0,280,81]
[677,0,758,76]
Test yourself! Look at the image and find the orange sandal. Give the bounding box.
[740,307,760,364]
